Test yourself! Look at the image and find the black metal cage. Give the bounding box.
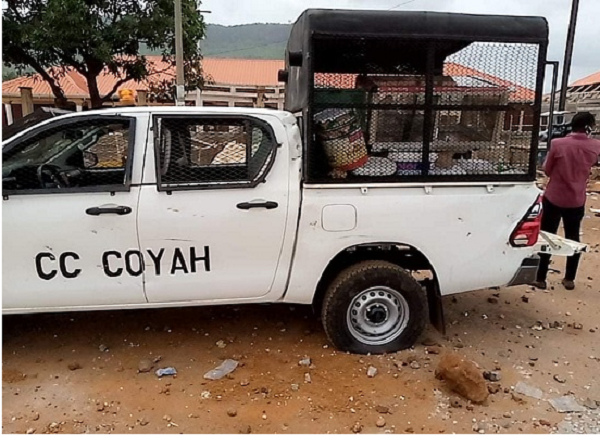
[282,9,549,183]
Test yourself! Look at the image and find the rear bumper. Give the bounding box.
[507,256,540,287]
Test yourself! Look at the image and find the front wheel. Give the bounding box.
[321,260,428,354]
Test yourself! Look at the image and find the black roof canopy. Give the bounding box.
[291,9,548,43]
[283,9,549,112]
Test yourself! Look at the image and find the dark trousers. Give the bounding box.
[536,197,585,282]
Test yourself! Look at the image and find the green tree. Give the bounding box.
[2,0,206,108]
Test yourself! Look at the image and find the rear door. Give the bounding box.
[137,113,290,303]
[2,113,148,311]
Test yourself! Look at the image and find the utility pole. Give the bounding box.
[558,0,580,111]
[174,0,185,106]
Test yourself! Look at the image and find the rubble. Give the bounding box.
[138,359,154,373]
[155,367,177,378]
[435,353,489,403]
[514,382,543,400]
[549,396,586,413]
[204,359,238,380]
[483,371,501,382]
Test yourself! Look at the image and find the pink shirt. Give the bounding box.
[544,133,600,208]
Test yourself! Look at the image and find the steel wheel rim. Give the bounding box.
[346,286,410,345]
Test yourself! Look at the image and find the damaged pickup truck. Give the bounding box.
[2,9,586,354]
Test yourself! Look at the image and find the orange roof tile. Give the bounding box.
[570,71,600,87]
[2,57,285,99]
[3,56,533,103]
[315,63,534,103]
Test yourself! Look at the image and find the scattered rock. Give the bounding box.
[549,396,585,413]
[511,393,527,404]
[426,347,440,355]
[304,373,312,384]
[138,359,154,373]
[351,422,363,433]
[240,380,250,387]
[47,422,60,433]
[487,297,499,304]
[67,362,82,371]
[200,391,211,399]
[204,359,238,380]
[155,367,177,378]
[435,353,489,403]
[291,384,299,392]
[139,417,149,426]
[422,338,441,347]
[375,405,389,414]
[227,408,238,417]
[450,398,462,408]
[488,384,501,394]
[483,371,501,382]
[376,417,386,428]
[405,427,415,433]
[96,403,105,412]
[514,381,543,400]
[98,344,109,352]
[299,357,311,367]
[26,428,35,434]
[573,323,583,330]
[216,340,227,349]
[500,419,511,429]
[553,374,566,384]
[466,404,474,411]
[503,412,512,419]
[473,421,488,433]
[410,361,421,370]
[521,296,529,303]
[539,419,551,427]
[367,366,378,378]
[32,413,40,421]
[583,398,598,410]
[163,414,172,422]
[240,425,252,434]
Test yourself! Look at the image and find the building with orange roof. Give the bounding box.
[2,57,286,126]
[542,69,600,128]
[3,55,543,136]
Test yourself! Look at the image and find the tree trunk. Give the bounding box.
[87,74,104,109]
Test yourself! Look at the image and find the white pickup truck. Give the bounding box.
[1,106,585,354]
[1,10,587,354]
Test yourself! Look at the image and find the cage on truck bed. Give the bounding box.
[280,9,548,183]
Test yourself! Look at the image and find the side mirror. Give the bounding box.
[83,151,99,168]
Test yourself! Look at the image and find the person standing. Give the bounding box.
[534,112,600,290]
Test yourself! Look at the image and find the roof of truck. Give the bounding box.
[290,9,548,43]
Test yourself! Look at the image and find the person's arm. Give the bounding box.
[543,145,557,176]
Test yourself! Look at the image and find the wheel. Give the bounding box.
[321,260,427,354]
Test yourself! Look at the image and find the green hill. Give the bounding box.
[3,23,291,81]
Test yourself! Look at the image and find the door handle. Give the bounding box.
[86,206,132,216]
[236,201,278,210]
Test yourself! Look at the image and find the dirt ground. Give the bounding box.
[3,196,600,435]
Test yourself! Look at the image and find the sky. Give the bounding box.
[200,0,599,87]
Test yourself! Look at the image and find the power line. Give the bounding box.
[387,0,418,10]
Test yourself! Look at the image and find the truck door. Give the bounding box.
[137,114,290,302]
[2,114,147,311]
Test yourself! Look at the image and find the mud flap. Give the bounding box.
[423,278,445,335]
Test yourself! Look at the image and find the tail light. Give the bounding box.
[510,195,543,247]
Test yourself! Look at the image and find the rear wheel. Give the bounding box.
[321,260,427,354]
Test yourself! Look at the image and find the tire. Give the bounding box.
[321,260,427,354]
